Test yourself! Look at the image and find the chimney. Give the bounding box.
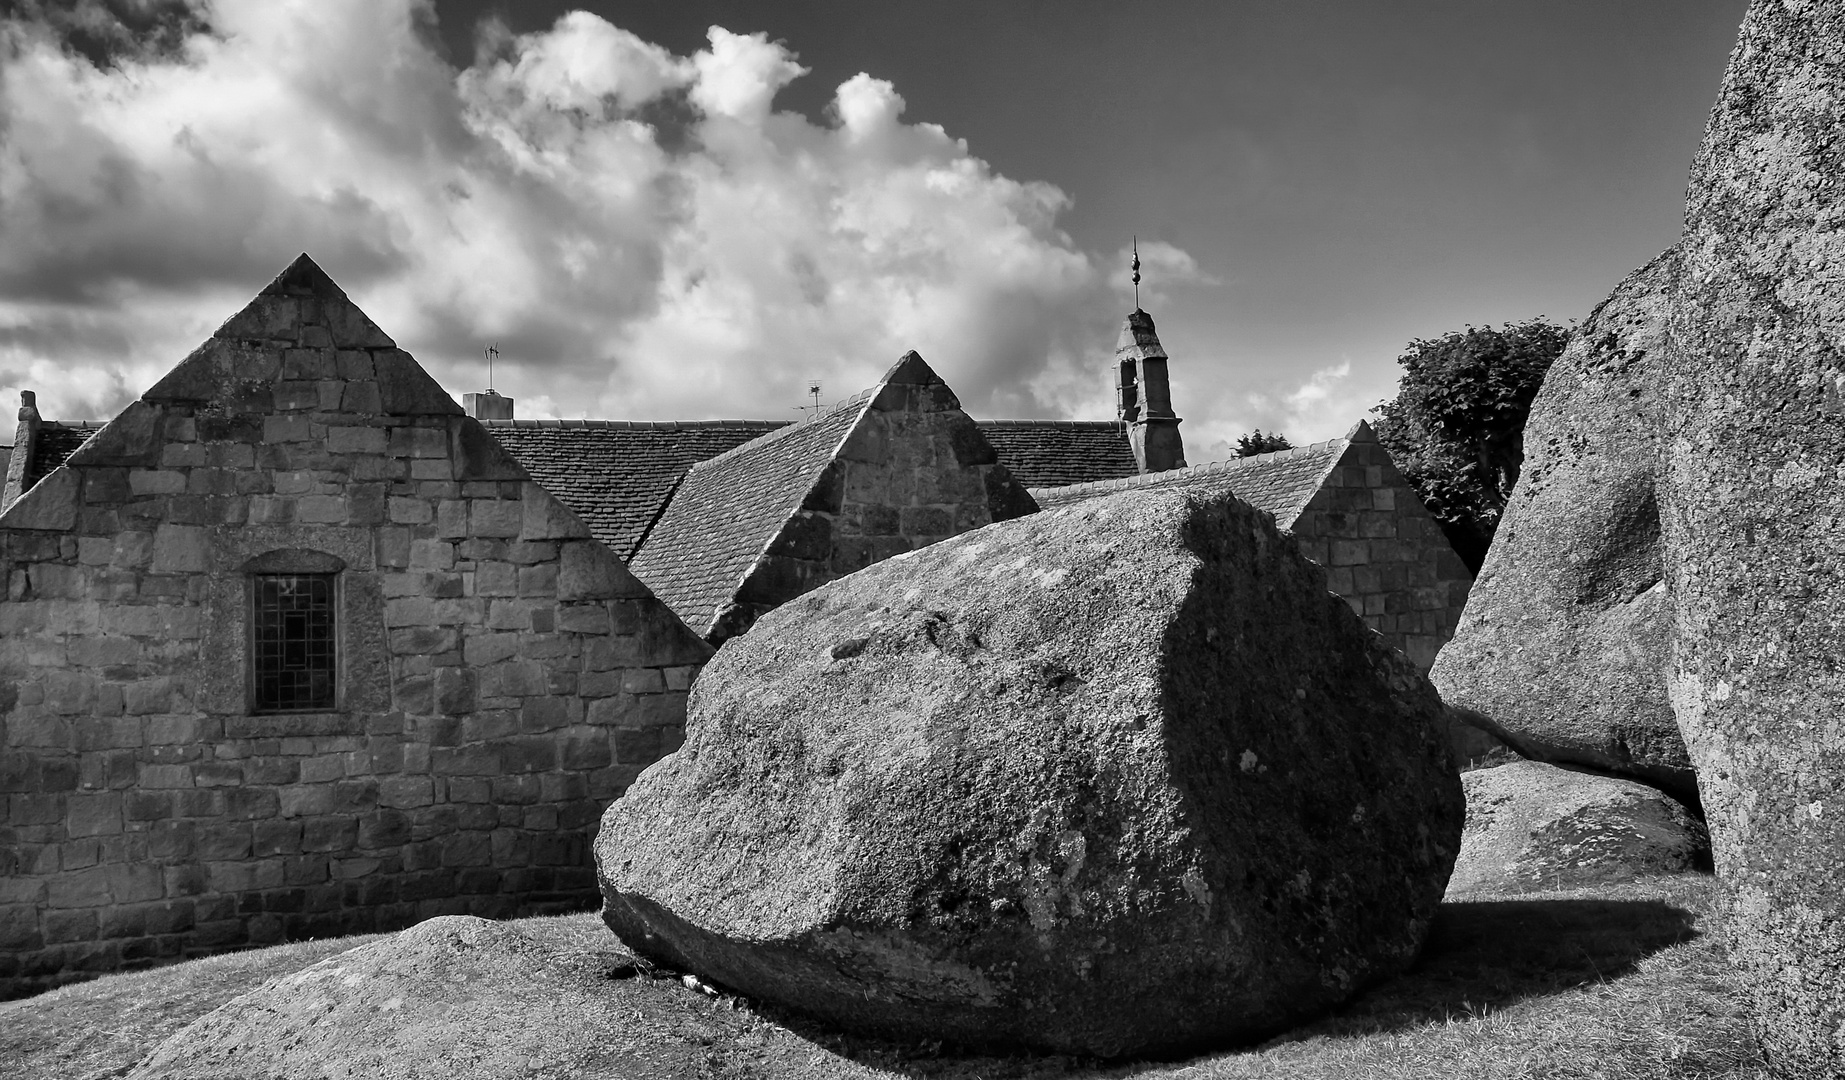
[463,389,514,421]
[1115,310,1185,474]
[2,390,42,513]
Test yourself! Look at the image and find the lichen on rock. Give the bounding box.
[596,487,1463,1058]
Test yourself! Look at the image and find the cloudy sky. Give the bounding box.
[1,0,1746,459]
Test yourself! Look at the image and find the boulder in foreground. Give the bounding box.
[1447,761,1708,897]
[597,488,1464,1059]
[1666,1,1845,1072]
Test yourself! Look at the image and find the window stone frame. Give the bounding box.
[239,549,348,718]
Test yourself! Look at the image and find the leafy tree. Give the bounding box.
[1234,429,1293,457]
[1372,318,1570,574]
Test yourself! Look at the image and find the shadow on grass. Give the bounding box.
[754,897,1703,1078]
[1266,896,1702,1045]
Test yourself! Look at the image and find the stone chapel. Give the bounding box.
[0,254,1471,996]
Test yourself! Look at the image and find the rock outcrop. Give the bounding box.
[127,917,623,1079]
[596,488,1463,1059]
[1430,250,1690,804]
[1446,762,1708,897]
[1663,2,1845,1073]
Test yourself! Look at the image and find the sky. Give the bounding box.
[0,0,1748,460]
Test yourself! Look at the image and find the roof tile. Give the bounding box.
[628,398,870,637]
[975,420,1139,487]
[484,420,787,560]
[26,423,103,492]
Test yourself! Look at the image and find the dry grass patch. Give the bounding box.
[0,875,1769,1079]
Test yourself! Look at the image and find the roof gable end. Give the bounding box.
[139,254,455,418]
[630,351,1036,642]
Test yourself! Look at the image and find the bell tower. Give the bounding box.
[1115,242,1186,474]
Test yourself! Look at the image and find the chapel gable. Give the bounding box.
[0,255,712,998]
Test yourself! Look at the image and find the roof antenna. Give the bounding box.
[796,380,823,420]
[484,343,499,392]
[1131,237,1142,311]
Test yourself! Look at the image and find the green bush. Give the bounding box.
[1373,318,1570,574]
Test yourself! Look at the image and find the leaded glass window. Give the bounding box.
[252,574,336,712]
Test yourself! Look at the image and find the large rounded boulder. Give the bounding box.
[1664,1,1845,1072]
[595,488,1463,1059]
[1431,250,1691,804]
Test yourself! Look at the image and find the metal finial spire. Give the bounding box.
[1131,236,1141,310]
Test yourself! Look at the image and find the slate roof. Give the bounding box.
[23,422,103,492]
[628,396,870,637]
[481,416,1136,562]
[1030,433,1351,529]
[975,420,1139,488]
[483,419,787,560]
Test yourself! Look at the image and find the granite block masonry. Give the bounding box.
[0,255,713,998]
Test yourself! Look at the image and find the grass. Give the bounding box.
[0,874,1767,1080]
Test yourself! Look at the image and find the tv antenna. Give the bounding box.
[484,344,500,392]
[796,380,823,420]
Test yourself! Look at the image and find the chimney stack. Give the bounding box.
[464,389,514,421]
[3,389,42,513]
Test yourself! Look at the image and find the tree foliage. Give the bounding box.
[1234,429,1293,457]
[1372,318,1570,573]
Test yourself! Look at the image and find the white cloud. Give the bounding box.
[1186,358,1396,463]
[0,0,1189,427]
[478,12,692,113]
[833,73,903,140]
[688,27,806,123]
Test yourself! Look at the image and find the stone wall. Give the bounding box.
[1289,435,1472,672]
[0,257,712,998]
[755,355,1035,587]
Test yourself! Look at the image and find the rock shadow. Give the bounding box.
[746,896,1700,1077]
[1259,895,1702,1047]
